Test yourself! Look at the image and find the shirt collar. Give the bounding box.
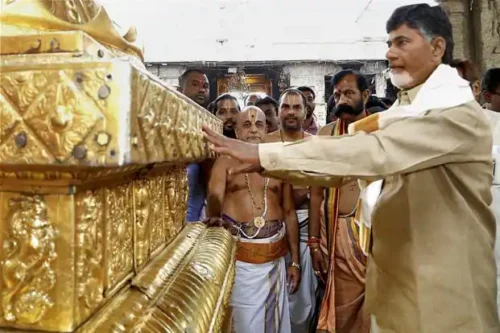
[397,84,423,105]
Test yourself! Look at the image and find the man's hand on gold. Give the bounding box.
[202,125,262,175]
[311,248,328,283]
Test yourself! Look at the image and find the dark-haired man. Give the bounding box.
[297,86,319,135]
[309,69,371,333]
[255,96,280,133]
[180,69,211,223]
[203,4,500,332]
[179,69,210,108]
[483,68,500,113]
[481,67,500,314]
[266,89,316,332]
[212,93,241,139]
[245,93,262,106]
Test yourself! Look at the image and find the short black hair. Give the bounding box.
[296,86,316,99]
[212,93,241,114]
[245,93,262,105]
[179,69,206,89]
[380,97,394,107]
[255,96,279,112]
[386,4,454,65]
[366,95,387,110]
[482,68,500,93]
[331,69,369,93]
[326,95,336,123]
[279,88,307,108]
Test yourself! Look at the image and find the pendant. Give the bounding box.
[253,216,266,228]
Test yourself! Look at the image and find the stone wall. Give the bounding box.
[146,64,185,88]
[284,63,340,126]
[146,61,388,127]
[440,0,500,70]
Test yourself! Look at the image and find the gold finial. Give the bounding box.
[0,0,144,60]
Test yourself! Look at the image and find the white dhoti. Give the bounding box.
[231,227,291,333]
[287,209,318,332]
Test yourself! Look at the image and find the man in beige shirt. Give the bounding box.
[203,4,499,333]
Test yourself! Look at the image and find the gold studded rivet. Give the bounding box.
[73,145,87,160]
[98,85,111,99]
[95,132,110,146]
[14,132,27,148]
[75,73,84,84]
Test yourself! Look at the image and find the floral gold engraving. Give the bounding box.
[41,0,101,25]
[1,195,57,324]
[75,190,104,320]
[105,184,133,290]
[133,180,150,269]
[148,176,165,253]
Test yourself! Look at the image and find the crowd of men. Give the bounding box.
[180,3,500,333]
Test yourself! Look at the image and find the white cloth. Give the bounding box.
[231,228,291,333]
[287,213,317,333]
[350,64,475,232]
[486,109,500,316]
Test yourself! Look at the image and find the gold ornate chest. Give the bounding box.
[0,1,235,332]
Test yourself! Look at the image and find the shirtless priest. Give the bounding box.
[266,88,317,332]
[207,106,301,333]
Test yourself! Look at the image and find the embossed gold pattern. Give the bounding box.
[105,183,134,293]
[0,1,231,332]
[75,190,104,323]
[1,195,57,325]
[77,224,236,333]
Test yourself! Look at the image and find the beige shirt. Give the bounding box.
[258,86,500,333]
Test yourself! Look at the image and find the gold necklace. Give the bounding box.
[245,173,269,229]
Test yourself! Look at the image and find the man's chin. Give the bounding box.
[245,137,261,143]
[389,72,414,90]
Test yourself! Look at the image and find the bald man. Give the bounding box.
[207,107,300,333]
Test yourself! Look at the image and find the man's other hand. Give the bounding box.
[202,217,232,230]
[287,266,301,294]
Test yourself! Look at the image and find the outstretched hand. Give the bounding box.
[202,125,263,175]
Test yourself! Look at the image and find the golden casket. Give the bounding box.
[0,1,235,332]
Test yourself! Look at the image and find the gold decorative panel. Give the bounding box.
[0,1,234,332]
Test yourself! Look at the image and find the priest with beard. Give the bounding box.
[212,93,241,138]
[309,69,371,333]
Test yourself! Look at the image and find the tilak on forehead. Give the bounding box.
[248,108,257,121]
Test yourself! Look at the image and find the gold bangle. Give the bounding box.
[290,261,301,270]
[311,247,320,253]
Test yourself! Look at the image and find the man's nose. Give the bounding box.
[338,94,349,106]
[386,47,397,62]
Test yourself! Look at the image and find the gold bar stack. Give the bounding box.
[0,1,235,332]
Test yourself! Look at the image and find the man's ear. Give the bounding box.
[362,89,370,105]
[431,36,446,62]
[471,81,481,99]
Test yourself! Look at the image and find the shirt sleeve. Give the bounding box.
[258,104,488,187]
